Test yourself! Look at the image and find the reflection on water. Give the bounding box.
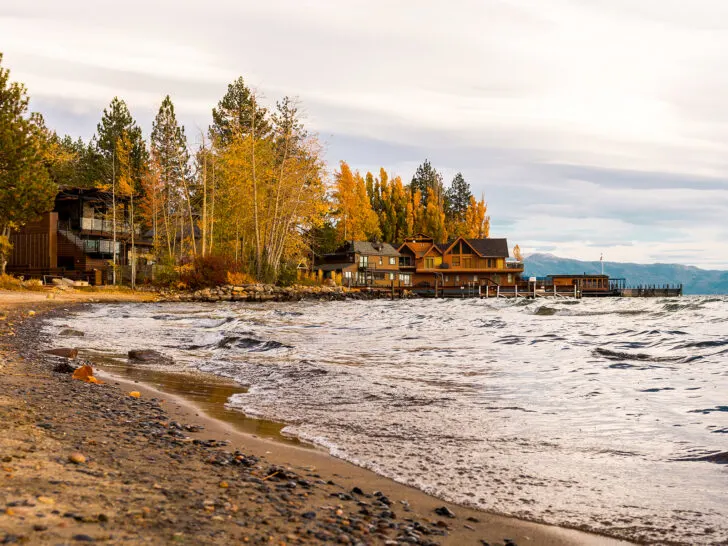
[86,351,303,445]
[43,296,728,545]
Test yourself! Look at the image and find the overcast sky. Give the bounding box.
[3,0,728,268]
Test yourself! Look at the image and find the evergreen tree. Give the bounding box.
[409,159,443,208]
[0,53,57,273]
[445,172,472,223]
[95,97,148,190]
[151,95,191,258]
[210,76,270,146]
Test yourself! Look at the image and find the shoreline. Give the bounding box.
[1,290,634,545]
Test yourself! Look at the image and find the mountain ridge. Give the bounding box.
[523,253,728,295]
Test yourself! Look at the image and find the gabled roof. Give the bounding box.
[466,238,509,258]
[350,241,401,257]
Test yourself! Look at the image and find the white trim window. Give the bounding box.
[389,257,396,265]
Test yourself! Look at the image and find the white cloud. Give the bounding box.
[2,0,728,267]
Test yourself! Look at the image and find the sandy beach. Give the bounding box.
[0,289,633,545]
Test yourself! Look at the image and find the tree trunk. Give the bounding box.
[250,96,262,279]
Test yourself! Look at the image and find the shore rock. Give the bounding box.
[128,349,170,363]
[44,347,78,359]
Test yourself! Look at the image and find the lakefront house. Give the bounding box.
[397,234,524,293]
[7,187,150,284]
[314,241,410,288]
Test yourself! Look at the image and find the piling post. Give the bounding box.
[515,285,518,298]
[486,285,489,298]
[497,285,500,298]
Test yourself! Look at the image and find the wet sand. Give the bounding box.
[0,290,634,545]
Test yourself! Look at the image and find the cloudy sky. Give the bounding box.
[3,0,728,268]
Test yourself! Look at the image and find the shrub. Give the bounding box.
[226,271,255,286]
[22,278,45,291]
[0,274,22,290]
[180,255,232,290]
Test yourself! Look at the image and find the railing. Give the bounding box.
[80,217,132,234]
[83,239,118,255]
[506,261,524,269]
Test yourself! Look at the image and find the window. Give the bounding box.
[344,271,352,279]
[359,255,368,268]
[462,256,472,269]
[455,275,460,283]
[389,257,396,265]
[452,256,460,266]
[399,273,411,285]
[379,257,383,265]
[425,257,434,269]
[473,275,478,282]
[389,273,395,280]
[444,275,449,282]
[507,274,513,283]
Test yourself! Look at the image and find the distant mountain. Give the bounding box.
[523,253,728,295]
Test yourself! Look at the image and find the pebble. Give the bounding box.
[68,452,86,464]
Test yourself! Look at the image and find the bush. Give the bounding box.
[226,271,255,286]
[180,255,233,290]
[22,278,45,291]
[0,274,22,290]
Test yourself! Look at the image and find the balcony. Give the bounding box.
[506,261,524,269]
[83,239,120,255]
[81,217,131,234]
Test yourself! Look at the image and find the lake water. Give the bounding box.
[44,296,728,544]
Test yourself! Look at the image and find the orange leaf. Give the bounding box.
[129,391,141,398]
[72,365,103,384]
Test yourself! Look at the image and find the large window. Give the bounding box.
[399,273,411,286]
[389,257,396,265]
[425,257,434,269]
[452,256,460,266]
[359,255,368,268]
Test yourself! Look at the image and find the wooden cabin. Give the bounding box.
[546,274,614,296]
[314,241,409,288]
[398,234,524,293]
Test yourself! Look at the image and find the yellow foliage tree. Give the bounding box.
[333,161,380,243]
[463,194,490,239]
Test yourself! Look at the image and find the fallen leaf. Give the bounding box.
[129,391,141,398]
[37,496,55,505]
[72,365,103,384]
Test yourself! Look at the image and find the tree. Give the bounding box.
[210,77,271,146]
[423,188,447,242]
[151,95,190,259]
[410,159,443,208]
[95,97,148,189]
[332,161,380,243]
[463,194,490,238]
[0,53,57,273]
[445,172,472,224]
[513,244,523,262]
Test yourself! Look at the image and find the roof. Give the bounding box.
[465,238,509,258]
[350,241,401,257]
[316,263,355,272]
[547,274,609,279]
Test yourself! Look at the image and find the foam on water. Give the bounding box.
[43,296,728,544]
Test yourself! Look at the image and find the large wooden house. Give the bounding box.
[314,241,410,288]
[8,188,149,284]
[398,234,524,292]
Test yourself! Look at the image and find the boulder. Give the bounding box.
[44,348,79,359]
[128,349,171,363]
[59,329,85,337]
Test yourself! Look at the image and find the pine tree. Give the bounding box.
[445,172,472,223]
[0,54,57,273]
[95,97,148,190]
[151,95,190,258]
[210,77,270,146]
[410,159,443,208]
